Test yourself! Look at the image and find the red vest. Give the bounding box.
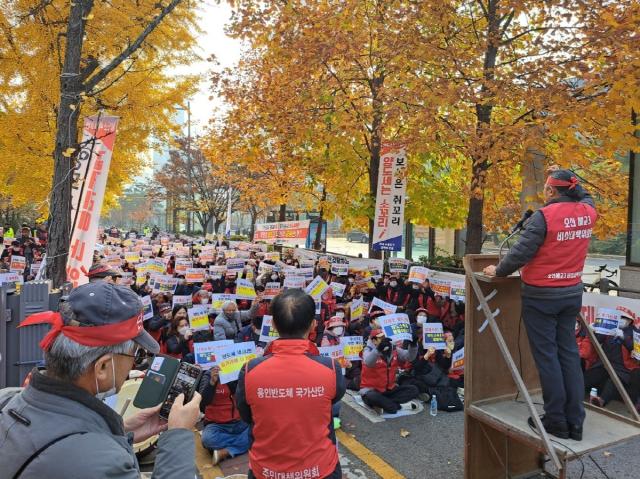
[521,202,597,287]
[204,383,241,424]
[360,350,399,392]
[243,339,339,479]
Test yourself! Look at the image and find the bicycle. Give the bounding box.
[583,264,619,295]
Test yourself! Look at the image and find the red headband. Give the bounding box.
[546,176,578,190]
[19,311,143,351]
[82,265,112,277]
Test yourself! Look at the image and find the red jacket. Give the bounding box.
[236,339,345,479]
[204,383,241,424]
[360,350,399,392]
[521,202,597,287]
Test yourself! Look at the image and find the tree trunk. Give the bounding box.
[313,187,326,250]
[214,219,223,234]
[464,0,499,255]
[278,204,286,222]
[249,208,258,241]
[46,0,94,287]
[368,74,384,259]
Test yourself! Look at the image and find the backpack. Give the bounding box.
[427,385,463,412]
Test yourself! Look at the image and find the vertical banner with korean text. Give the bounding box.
[66,115,119,287]
[372,143,407,251]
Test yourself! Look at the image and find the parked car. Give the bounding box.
[346,230,369,243]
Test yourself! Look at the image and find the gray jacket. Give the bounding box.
[359,338,417,395]
[0,369,196,479]
[495,194,595,299]
[213,301,258,341]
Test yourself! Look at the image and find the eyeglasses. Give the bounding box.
[118,347,152,366]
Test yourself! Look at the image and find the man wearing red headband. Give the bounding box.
[0,282,202,478]
[484,166,597,442]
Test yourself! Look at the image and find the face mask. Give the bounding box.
[95,357,117,401]
[336,312,345,319]
[390,281,397,288]
[271,274,279,280]
[348,278,354,284]
[417,315,427,325]
[200,297,209,304]
[332,327,344,336]
[178,326,188,335]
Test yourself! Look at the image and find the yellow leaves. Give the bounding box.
[62,147,76,157]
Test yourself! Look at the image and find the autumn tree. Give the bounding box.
[152,137,238,234]
[0,0,198,285]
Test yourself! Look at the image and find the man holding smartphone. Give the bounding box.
[0,282,202,478]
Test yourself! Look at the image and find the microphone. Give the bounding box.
[511,209,534,233]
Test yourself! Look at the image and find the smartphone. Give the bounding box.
[158,361,203,420]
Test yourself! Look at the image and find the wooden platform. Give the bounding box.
[468,395,640,460]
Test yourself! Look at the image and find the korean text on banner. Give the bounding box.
[593,308,621,336]
[372,143,407,251]
[188,305,210,331]
[305,275,330,298]
[369,297,398,315]
[633,330,640,361]
[226,258,245,272]
[408,266,429,284]
[331,263,348,276]
[450,282,466,302]
[173,295,192,309]
[194,340,234,370]
[350,299,364,321]
[217,342,257,384]
[263,282,282,299]
[451,347,465,372]
[330,282,346,298]
[430,278,452,297]
[185,268,205,283]
[341,336,364,361]
[254,220,311,244]
[283,276,305,290]
[236,278,257,299]
[9,255,26,273]
[318,345,348,369]
[141,295,154,321]
[259,315,280,343]
[67,115,119,287]
[388,258,410,273]
[423,323,446,350]
[379,313,412,342]
[210,294,236,313]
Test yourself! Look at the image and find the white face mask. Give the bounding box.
[178,326,189,336]
[390,281,397,288]
[332,326,344,336]
[417,315,427,325]
[271,274,279,280]
[95,357,117,401]
[200,297,209,304]
[336,312,345,319]
[348,278,354,284]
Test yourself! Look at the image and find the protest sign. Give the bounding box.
[430,278,452,297]
[30,262,42,276]
[0,272,22,287]
[210,294,236,313]
[451,347,465,372]
[175,259,192,274]
[369,297,398,315]
[299,259,316,269]
[188,305,210,331]
[199,251,215,264]
[372,143,407,251]
[408,266,429,284]
[264,252,280,262]
[217,342,257,384]
[331,263,348,276]
[154,275,178,293]
[141,295,154,321]
[145,259,166,274]
[9,255,26,273]
[226,258,245,272]
[388,258,410,273]
[341,336,364,361]
[423,323,446,350]
[185,268,206,283]
[318,345,348,369]
[297,267,315,280]
[106,254,122,267]
[236,278,257,299]
[259,315,280,343]
[283,276,305,289]
[124,252,140,264]
[450,282,466,302]
[581,293,640,328]
[254,220,311,244]
[194,340,234,370]
[330,282,346,298]
[634,330,640,361]
[258,262,274,275]
[172,295,193,309]
[350,299,364,321]
[379,313,412,342]
[263,282,282,299]
[305,275,330,299]
[208,265,227,279]
[593,308,621,336]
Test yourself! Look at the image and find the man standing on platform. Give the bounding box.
[483,166,597,441]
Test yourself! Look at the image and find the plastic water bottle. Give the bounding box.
[430,395,438,417]
[590,388,598,401]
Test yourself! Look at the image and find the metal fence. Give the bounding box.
[0,281,60,388]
